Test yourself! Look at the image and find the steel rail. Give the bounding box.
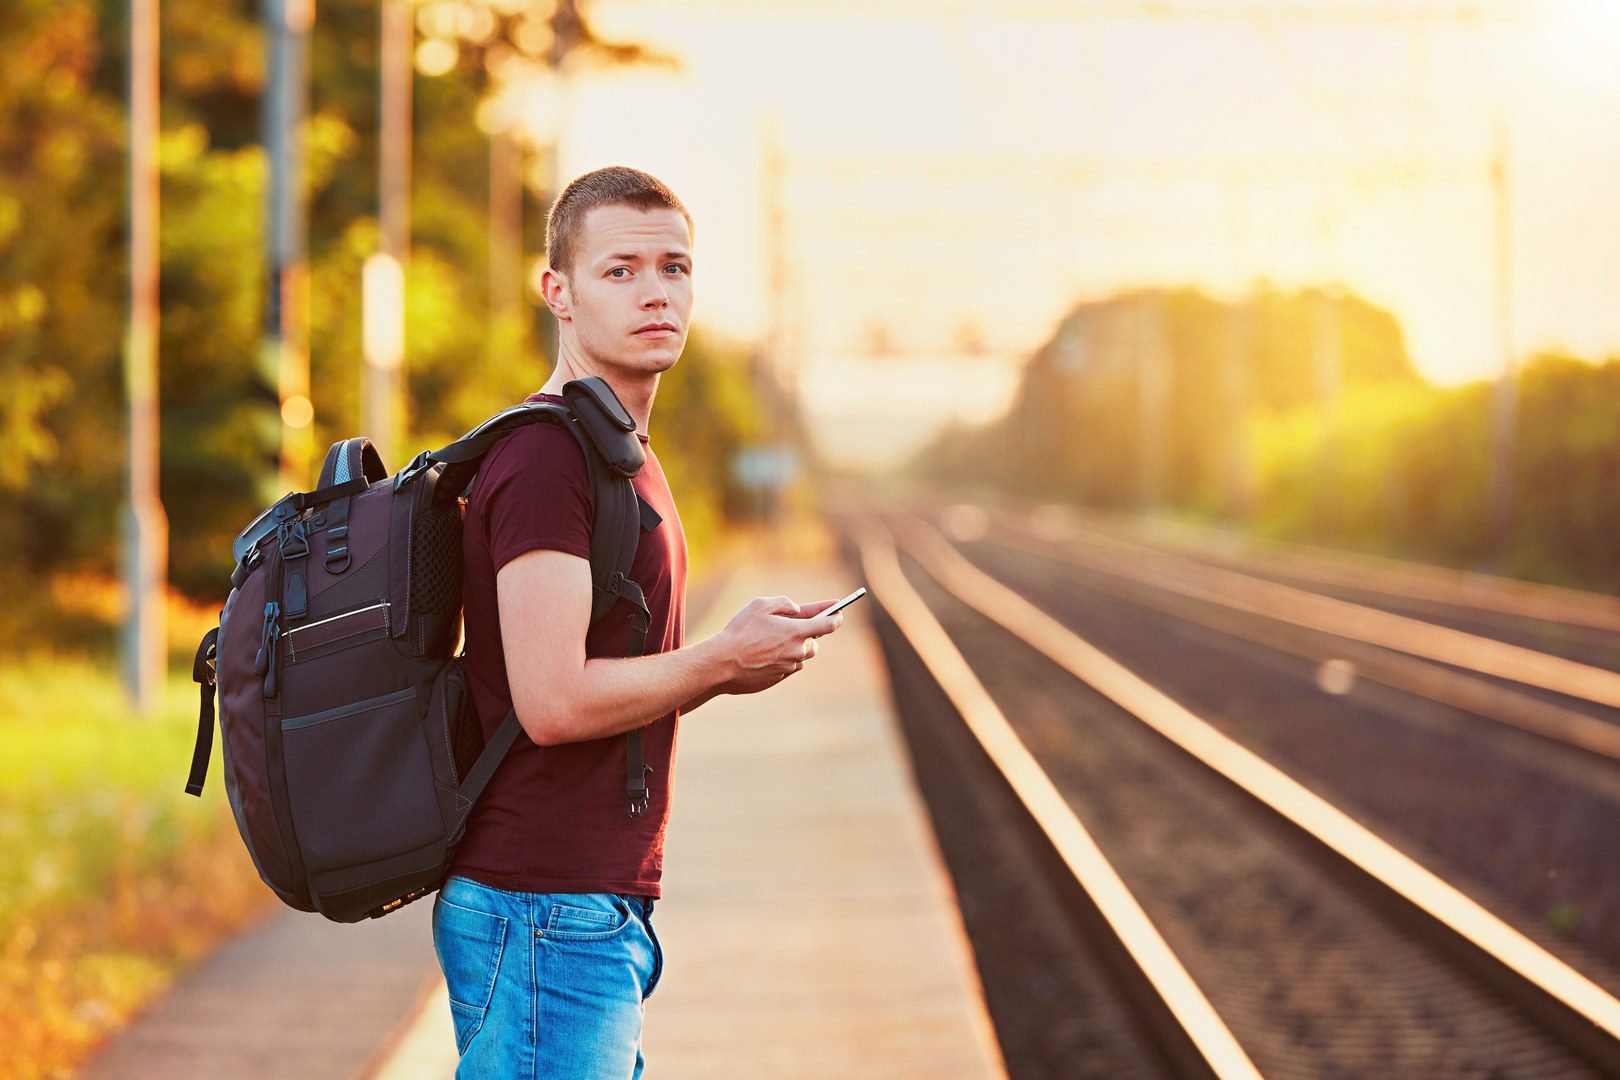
[1049,503,1620,635]
[853,519,1264,1080]
[897,514,1620,1066]
[980,510,1620,711]
[976,521,1620,763]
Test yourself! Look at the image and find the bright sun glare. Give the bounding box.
[555,0,1620,463]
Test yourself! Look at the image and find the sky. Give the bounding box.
[517,0,1620,466]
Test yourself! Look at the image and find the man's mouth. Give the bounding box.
[634,322,679,338]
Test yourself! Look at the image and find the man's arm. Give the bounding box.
[498,549,841,745]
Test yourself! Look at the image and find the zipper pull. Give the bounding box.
[263,621,283,698]
[254,601,281,678]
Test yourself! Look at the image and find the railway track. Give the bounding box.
[844,509,1620,1078]
[988,499,1620,677]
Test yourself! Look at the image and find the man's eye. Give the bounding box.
[664,264,688,275]
[609,267,629,278]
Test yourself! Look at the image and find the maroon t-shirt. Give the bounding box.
[449,393,687,897]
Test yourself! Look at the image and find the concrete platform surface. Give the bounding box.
[76,899,437,1080]
[80,557,1005,1079]
[638,559,1005,1076]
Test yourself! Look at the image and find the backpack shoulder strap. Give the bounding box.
[397,400,572,491]
[563,432,656,818]
[552,382,661,818]
[549,418,651,645]
[425,388,660,818]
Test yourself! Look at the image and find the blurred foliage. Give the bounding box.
[654,333,764,568]
[1250,351,1620,591]
[920,287,1620,591]
[922,285,1419,515]
[0,0,748,655]
[0,662,271,1080]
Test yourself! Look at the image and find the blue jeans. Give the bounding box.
[432,876,663,1080]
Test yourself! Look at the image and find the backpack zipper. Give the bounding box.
[255,600,283,697]
[282,600,391,661]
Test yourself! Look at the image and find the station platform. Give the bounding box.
[80,554,1005,1078]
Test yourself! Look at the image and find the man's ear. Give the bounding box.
[541,266,572,321]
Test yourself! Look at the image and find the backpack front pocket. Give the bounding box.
[279,601,402,713]
[281,686,443,874]
[283,600,390,664]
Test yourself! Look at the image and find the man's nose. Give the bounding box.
[640,280,670,308]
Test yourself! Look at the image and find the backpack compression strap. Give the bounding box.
[185,628,219,797]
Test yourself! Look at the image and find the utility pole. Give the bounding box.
[1222,177,1254,524]
[763,121,787,421]
[262,0,315,495]
[1137,292,1170,514]
[1488,115,1516,572]
[1221,297,1254,523]
[362,0,410,466]
[122,0,167,714]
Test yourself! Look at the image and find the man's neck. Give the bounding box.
[539,353,658,434]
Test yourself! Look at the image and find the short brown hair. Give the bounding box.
[545,166,693,277]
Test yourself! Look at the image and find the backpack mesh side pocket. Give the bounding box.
[443,659,484,786]
[409,504,464,657]
[412,506,463,616]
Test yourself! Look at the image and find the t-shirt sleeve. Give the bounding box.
[475,422,594,573]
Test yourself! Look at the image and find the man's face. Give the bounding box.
[550,204,693,379]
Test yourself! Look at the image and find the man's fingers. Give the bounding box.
[756,594,801,616]
[806,613,843,636]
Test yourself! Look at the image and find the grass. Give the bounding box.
[0,657,273,1080]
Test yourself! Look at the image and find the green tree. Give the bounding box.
[0,0,749,650]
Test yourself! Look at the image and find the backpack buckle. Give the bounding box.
[278,519,309,560]
[625,764,653,818]
[395,450,432,490]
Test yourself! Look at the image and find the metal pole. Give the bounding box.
[1488,115,1516,572]
[1222,177,1254,523]
[1138,293,1169,514]
[1312,290,1343,535]
[262,0,315,495]
[363,0,410,465]
[1221,298,1254,523]
[122,0,168,714]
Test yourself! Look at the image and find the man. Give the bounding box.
[433,166,844,1079]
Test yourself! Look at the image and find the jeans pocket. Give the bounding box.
[433,892,508,1055]
[544,895,632,941]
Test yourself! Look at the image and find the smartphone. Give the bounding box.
[822,587,867,618]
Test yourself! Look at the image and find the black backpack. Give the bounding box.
[185,377,660,922]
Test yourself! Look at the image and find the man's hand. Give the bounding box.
[711,595,845,695]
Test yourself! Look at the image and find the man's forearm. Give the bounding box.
[520,635,732,745]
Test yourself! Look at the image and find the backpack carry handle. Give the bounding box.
[318,438,388,489]
[315,439,386,575]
